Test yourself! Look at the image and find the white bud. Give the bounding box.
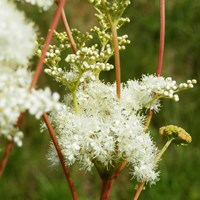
[174,94,179,101]
[192,79,197,84]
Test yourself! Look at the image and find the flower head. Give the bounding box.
[0,0,36,67]
[48,81,159,183]
[0,67,61,146]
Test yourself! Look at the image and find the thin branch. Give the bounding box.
[133,1,166,198]
[0,0,66,178]
[42,113,78,200]
[133,181,145,200]
[156,0,165,77]
[61,9,78,53]
[111,23,121,99]
[30,0,67,89]
[0,112,25,177]
[0,141,14,177]
[100,160,128,200]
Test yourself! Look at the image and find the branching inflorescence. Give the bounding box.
[0,0,197,199]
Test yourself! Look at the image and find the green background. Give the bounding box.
[0,1,200,199]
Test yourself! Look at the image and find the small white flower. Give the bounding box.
[48,81,159,184]
[0,0,36,67]
[0,67,61,146]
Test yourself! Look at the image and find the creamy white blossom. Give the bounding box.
[0,67,61,146]
[47,76,196,183]
[48,81,161,183]
[0,0,36,67]
[19,0,54,10]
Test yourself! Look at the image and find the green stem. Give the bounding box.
[154,138,174,164]
[144,110,153,132]
[72,90,79,113]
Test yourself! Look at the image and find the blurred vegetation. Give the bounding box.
[0,0,200,199]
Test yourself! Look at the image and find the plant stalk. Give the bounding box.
[133,138,173,200]
[30,0,66,89]
[111,22,121,99]
[0,112,24,177]
[0,0,66,178]
[133,0,166,197]
[42,113,78,200]
[100,160,128,200]
[156,0,165,77]
[60,9,77,53]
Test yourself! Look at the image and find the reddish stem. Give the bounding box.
[0,141,14,177]
[133,181,145,200]
[0,112,25,177]
[30,0,66,89]
[133,1,165,199]
[111,23,121,99]
[42,113,78,200]
[156,0,165,77]
[60,9,78,53]
[100,161,128,200]
[0,0,66,177]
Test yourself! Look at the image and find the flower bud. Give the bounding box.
[159,125,192,145]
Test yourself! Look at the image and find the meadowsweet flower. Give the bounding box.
[0,0,36,67]
[0,67,61,146]
[19,0,54,10]
[48,81,159,183]
[47,75,195,184]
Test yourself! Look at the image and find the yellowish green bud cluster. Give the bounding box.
[159,125,192,145]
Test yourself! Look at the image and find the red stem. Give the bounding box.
[0,141,14,177]
[132,181,145,200]
[0,0,66,177]
[42,113,78,200]
[100,161,128,200]
[60,9,78,53]
[0,113,25,177]
[133,1,165,199]
[111,23,121,99]
[29,0,66,89]
[156,0,165,77]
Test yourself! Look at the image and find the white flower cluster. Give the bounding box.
[0,67,61,146]
[48,75,196,183]
[0,0,36,67]
[18,0,54,10]
[65,45,114,72]
[48,81,154,183]
[0,0,61,147]
[139,75,197,105]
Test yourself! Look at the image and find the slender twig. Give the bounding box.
[111,22,121,99]
[133,181,145,200]
[0,141,14,177]
[42,113,78,200]
[133,1,166,199]
[0,0,66,178]
[30,0,67,89]
[100,160,128,200]
[144,109,153,132]
[60,9,78,53]
[156,0,165,77]
[0,112,25,177]
[133,139,173,200]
